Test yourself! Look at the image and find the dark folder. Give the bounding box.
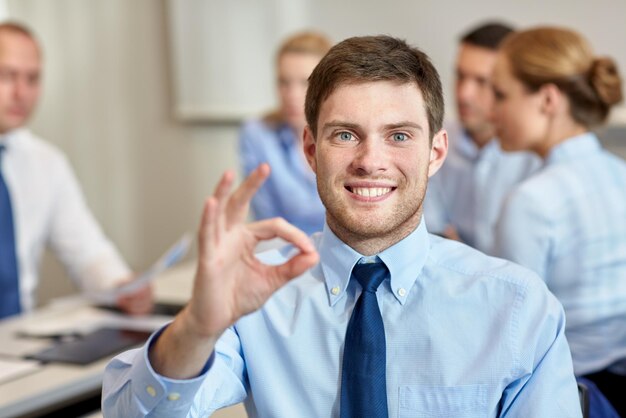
[27,327,152,365]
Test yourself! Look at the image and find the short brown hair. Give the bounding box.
[501,27,623,127]
[305,35,444,139]
[460,22,514,50]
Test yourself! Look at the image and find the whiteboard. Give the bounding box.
[166,0,312,123]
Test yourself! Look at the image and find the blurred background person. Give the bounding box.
[424,22,538,253]
[0,21,152,319]
[491,26,625,415]
[239,31,332,235]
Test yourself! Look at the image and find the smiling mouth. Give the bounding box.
[345,186,395,198]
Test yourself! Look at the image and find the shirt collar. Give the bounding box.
[318,218,430,306]
[455,129,500,162]
[276,123,297,147]
[545,132,601,166]
[0,129,22,152]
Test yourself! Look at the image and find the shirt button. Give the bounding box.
[146,386,157,397]
[331,286,340,295]
[168,392,181,401]
[398,288,406,297]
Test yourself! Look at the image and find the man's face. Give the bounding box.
[455,43,497,142]
[304,81,447,245]
[0,31,41,134]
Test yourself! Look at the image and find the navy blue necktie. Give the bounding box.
[341,261,389,418]
[0,145,21,319]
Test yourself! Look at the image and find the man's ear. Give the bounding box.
[303,126,317,173]
[428,129,448,178]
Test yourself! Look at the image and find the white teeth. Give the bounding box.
[352,187,391,197]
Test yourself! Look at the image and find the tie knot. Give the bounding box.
[351,261,389,293]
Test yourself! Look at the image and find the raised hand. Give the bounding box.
[150,164,319,378]
[186,163,319,338]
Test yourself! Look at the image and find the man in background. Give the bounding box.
[424,22,538,253]
[0,22,151,319]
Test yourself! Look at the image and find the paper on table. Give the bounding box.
[17,303,174,341]
[90,233,192,303]
[0,358,41,385]
[16,305,115,339]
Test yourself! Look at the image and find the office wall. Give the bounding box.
[5,0,625,303]
[168,0,626,125]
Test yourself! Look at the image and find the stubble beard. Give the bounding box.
[319,179,427,254]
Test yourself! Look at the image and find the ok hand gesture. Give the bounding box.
[151,164,319,379]
[187,163,320,338]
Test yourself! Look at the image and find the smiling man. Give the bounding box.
[103,35,581,417]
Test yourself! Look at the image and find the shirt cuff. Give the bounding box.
[130,324,216,411]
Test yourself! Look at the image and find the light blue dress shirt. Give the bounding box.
[103,221,581,417]
[493,132,626,376]
[239,119,325,235]
[424,123,539,253]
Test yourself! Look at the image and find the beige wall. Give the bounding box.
[7,0,241,303]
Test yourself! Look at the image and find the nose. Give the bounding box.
[351,138,387,175]
[12,77,30,102]
[456,78,475,103]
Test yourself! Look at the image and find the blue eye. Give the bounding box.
[339,132,353,141]
[392,133,407,142]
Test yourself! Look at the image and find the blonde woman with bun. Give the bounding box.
[491,26,625,414]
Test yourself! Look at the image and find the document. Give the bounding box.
[0,358,41,385]
[91,233,192,302]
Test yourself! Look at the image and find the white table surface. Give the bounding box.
[0,262,196,418]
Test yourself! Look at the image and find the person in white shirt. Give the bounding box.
[0,21,152,318]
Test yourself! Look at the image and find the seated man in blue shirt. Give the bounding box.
[424,22,538,253]
[102,35,581,417]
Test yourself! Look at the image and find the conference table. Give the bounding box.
[0,263,197,418]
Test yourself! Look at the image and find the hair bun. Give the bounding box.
[589,57,623,106]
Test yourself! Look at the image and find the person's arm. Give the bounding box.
[102,325,248,417]
[45,155,153,314]
[499,279,582,417]
[102,164,319,416]
[152,165,317,377]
